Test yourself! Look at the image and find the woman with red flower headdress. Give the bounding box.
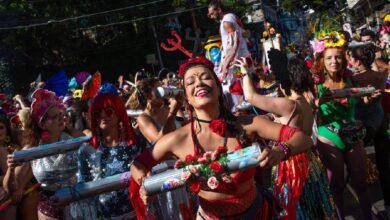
[78,83,141,219]
[5,89,96,220]
[130,56,313,219]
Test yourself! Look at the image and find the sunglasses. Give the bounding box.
[93,108,115,119]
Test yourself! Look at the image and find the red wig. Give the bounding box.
[89,93,136,148]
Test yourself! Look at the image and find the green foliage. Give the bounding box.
[0,60,14,95]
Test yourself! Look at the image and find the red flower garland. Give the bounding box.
[175,145,231,193]
[210,161,222,173]
[185,155,197,163]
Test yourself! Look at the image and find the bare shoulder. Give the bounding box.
[137,114,153,125]
[236,114,272,133]
[155,123,191,150]
[237,114,270,125]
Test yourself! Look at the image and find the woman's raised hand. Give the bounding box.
[7,154,22,169]
[234,57,251,76]
[168,92,184,115]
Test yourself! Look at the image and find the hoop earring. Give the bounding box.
[4,136,11,144]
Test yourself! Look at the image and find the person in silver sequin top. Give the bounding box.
[6,89,97,220]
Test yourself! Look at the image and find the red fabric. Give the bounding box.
[129,151,159,219]
[199,186,276,219]
[129,178,155,220]
[229,80,243,95]
[179,56,214,78]
[305,59,313,69]
[279,125,298,142]
[276,125,310,220]
[215,144,256,194]
[218,167,256,194]
[82,71,101,100]
[135,150,159,171]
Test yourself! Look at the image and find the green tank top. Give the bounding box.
[317,82,356,151]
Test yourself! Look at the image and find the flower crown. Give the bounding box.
[179,56,214,78]
[312,31,347,53]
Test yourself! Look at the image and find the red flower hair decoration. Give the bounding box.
[179,56,214,78]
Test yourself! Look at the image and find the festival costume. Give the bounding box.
[130,121,304,219]
[270,97,335,220]
[192,131,276,219]
[219,13,250,112]
[317,82,356,151]
[78,141,141,219]
[129,57,304,219]
[219,13,250,81]
[32,132,97,219]
[271,117,310,219]
[295,152,336,220]
[29,89,96,219]
[313,31,373,220]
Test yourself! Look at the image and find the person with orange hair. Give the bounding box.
[78,83,141,219]
[312,31,374,219]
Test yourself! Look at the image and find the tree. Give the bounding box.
[0,59,14,95]
[0,0,176,90]
[0,0,252,92]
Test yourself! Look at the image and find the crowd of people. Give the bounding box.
[0,1,389,220]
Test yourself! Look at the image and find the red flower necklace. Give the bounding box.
[194,117,227,137]
[175,145,229,193]
[173,117,232,193]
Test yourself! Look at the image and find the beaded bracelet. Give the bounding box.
[275,142,292,161]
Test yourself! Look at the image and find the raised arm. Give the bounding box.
[130,128,183,185]
[137,95,182,144]
[137,114,162,143]
[236,57,295,117]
